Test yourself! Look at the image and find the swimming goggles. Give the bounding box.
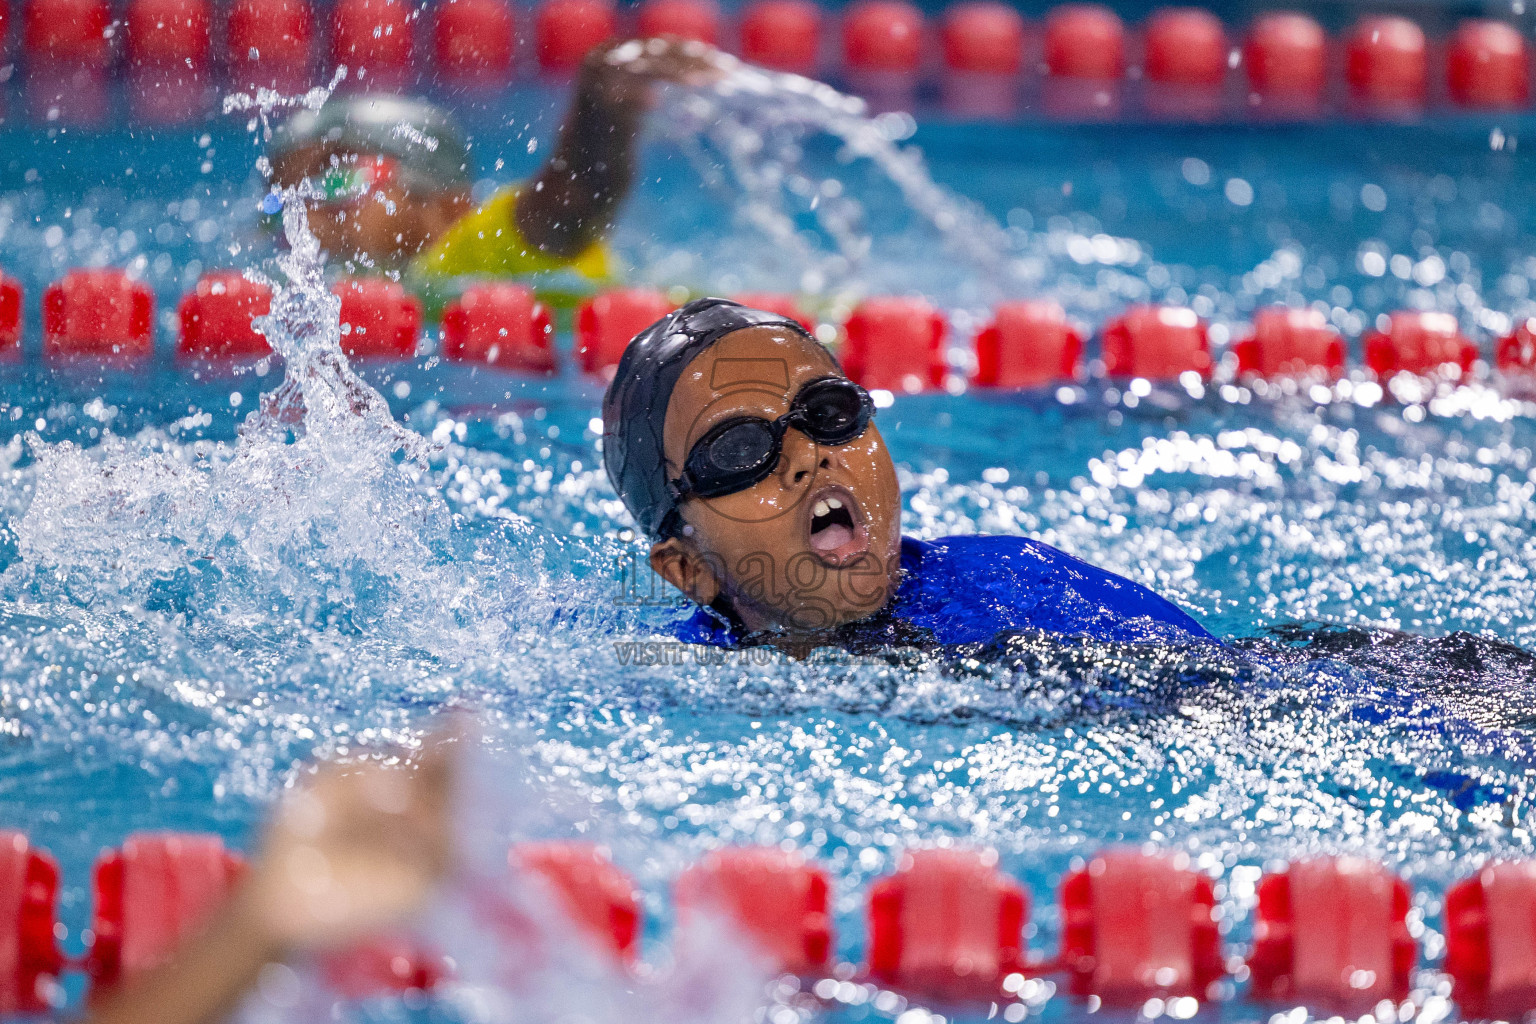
[259,155,403,231]
[669,376,875,502]
[315,155,400,201]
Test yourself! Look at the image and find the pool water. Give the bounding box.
[0,79,1535,1021]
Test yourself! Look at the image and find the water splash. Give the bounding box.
[648,61,1018,312]
[220,64,428,460]
[241,185,431,465]
[221,66,349,142]
[4,73,521,676]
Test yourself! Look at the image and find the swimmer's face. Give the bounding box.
[270,145,470,268]
[649,326,904,635]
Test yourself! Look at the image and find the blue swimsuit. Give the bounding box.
[674,534,1214,648]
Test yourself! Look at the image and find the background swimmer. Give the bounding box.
[604,299,1212,649]
[268,38,727,287]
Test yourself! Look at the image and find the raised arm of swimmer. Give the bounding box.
[80,739,454,1024]
[515,38,730,259]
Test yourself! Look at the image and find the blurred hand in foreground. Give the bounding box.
[242,735,455,952]
[82,729,459,1024]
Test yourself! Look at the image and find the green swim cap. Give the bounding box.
[270,94,473,193]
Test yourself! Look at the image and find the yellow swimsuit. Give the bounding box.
[409,186,614,297]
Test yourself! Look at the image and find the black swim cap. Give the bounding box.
[602,297,823,539]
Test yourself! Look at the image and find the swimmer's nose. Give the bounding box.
[777,427,831,487]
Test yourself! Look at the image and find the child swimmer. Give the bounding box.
[268,38,726,291]
[604,298,1214,649]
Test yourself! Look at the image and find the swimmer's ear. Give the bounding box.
[650,537,722,607]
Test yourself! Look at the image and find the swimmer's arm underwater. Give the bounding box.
[79,739,454,1024]
[514,37,729,259]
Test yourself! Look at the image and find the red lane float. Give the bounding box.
[334,278,422,360]
[535,0,616,74]
[178,271,274,360]
[126,0,211,78]
[86,832,429,1001]
[125,0,211,124]
[739,0,822,75]
[1144,7,1228,86]
[940,1,1024,118]
[1101,305,1211,381]
[0,832,63,1016]
[637,0,720,45]
[1444,861,1536,1021]
[127,0,211,65]
[433,0,517,90]
[843,0,923,73]
[323,934,445,997]
[226,0,314,91]
[0,274,20,357]
[972,300,1083,389]
[575,288,674,376]
[676,847,832,974]
[1345,16,1428,113]
[1363,310,1477,379]
[1248,856,1414,1010]
[512,842,641,961]
[1043,4,1124,117]
[1242,12,1327,116]
[1497,318,1536,375]
[87,833,245,989]
[842,0,924,110]
[43,270,156,362]
[867,848,1028,1000]
[841,296,947,393]
[1142,7,1227,119]
[731,291,815,332]
[440,283,555,372]
[23,0,113,123]
[1059,849,1224,1003]
[23,0,112,65]
[331,0,415,90]
[1044,3,1123,79]
[1231,307,1345,379]
[1447,20,1529,109]
[942,1,1023,76]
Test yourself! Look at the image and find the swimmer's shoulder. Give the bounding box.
[898,533,1216,643]
[899,532,1084,584]
[903,532,1061,565]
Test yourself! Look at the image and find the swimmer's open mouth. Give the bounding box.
[806,484,869,567]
